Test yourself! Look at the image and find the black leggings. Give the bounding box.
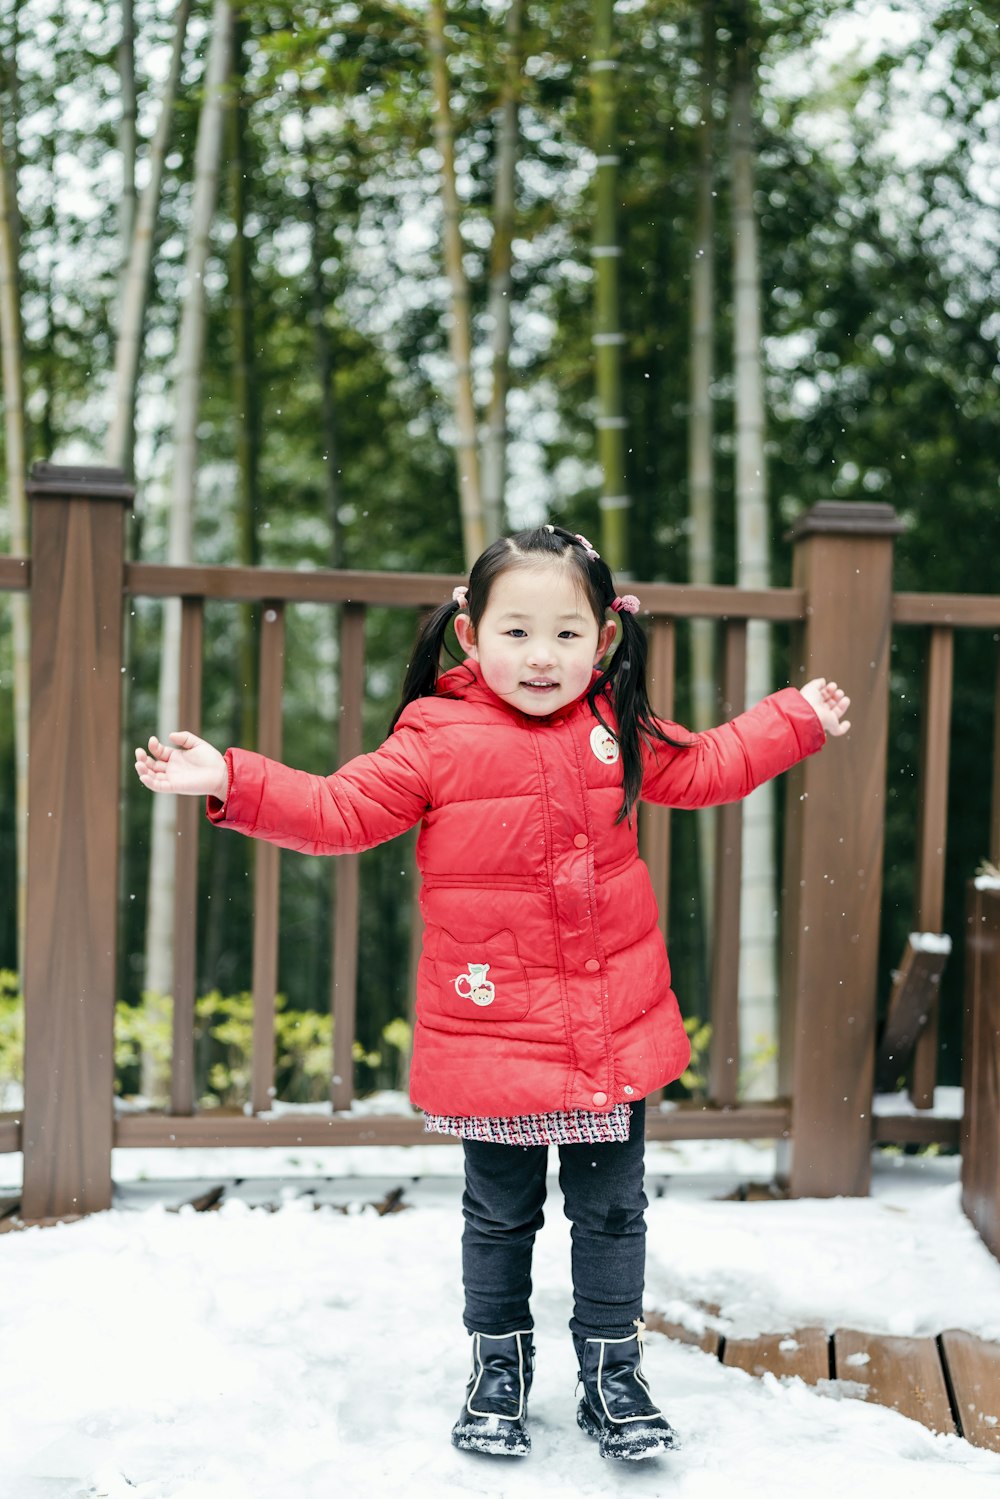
[460,1099,647,1341]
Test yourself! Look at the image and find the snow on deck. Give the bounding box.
[2,1144,1000,1498]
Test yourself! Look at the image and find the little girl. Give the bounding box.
[136,524,849,1464]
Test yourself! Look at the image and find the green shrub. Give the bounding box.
[679,1014,712,1098]
[0,975,412,1111]
[113,990,410,1108]
[0,971,23,1105]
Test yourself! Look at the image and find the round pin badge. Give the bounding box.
[590,725,620,764]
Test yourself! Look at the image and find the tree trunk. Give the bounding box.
[481,0,522,544]
[689,0,718,946]
[105,0,193,479]
[426,0,484,568]
[143,0,233,1096]
[730,0,777,1099]
[0,93,28,977]
[591,0,629,572]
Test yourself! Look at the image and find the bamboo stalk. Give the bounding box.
[227,13,261,752]
[427,0,485,567]
[481,0,522,544]
[144,1,234,1057]
[689,0,718,945]
[305,171,343,570]
[730,0,777,1098]
[118,0,138,288]
[591,0,629,572]
[0,90,28,974]
[105,0,193,478]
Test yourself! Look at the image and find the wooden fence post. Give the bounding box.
[961,881,1000,1262]
[778,501,902,1197]
[21,463,133,1221]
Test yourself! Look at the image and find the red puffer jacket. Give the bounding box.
[208,662,825,1117]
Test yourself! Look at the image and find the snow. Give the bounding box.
[908,931,952,955]
[872,1084,964,1119]
[2,1145,1000,1499]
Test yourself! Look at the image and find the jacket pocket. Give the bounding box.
[427,927,531,1023]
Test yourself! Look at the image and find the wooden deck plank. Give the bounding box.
[940,1330,1000,1452]
[722,1328,829,1386]
[0,1213,84,1232]
[644,1308,721,1356]
[833,1329,956,1434]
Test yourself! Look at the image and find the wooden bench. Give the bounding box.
[876,933,951,1096]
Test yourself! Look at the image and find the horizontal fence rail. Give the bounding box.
[892,593,1000,627]
[0,556,28,590]
[125,560,810,621]
[0,474,997,1224]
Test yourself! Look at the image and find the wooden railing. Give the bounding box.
[1,465,999,1224]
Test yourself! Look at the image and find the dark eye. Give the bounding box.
[506,628,527,638]
[559,630,579,639]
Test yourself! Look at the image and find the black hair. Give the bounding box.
[390,525,688,822]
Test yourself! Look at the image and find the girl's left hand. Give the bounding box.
[799,678,851,738]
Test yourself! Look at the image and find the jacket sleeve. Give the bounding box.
[640,686,826,809]
[205,709,432,855]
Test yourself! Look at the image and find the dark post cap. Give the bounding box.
[787,500,904,540]
[27,461,135,504]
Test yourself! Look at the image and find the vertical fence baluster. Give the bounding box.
[910,626,954,1108]
[331,604,366,1113]
[170,597,204,1115]
[708,620,747,1107]
[250,603,285,1115]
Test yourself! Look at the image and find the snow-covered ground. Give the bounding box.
[2,1140,1000,1499]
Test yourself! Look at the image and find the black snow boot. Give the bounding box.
[451,1329,534,1457]
[575,1321,679,1461]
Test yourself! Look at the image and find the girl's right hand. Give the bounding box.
[135,732,229,801]
[798,678,851,738]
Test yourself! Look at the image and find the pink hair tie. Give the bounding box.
[452,585,469,608]
[611,594,640,614]
[575,532,600,561]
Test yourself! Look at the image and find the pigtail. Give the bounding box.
[389,600,463,731]
[589,608,687,825]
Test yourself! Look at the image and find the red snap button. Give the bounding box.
[573,833,589,848]
[592,1091,608,1106]
[585,958,600,974]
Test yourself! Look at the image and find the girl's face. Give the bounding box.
[454,562,615,717]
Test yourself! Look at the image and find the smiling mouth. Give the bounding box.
[522,679,558,690]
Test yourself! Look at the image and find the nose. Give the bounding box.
[526,638,556,668]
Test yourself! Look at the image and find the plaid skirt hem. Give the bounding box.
[423,1103,631,1146]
